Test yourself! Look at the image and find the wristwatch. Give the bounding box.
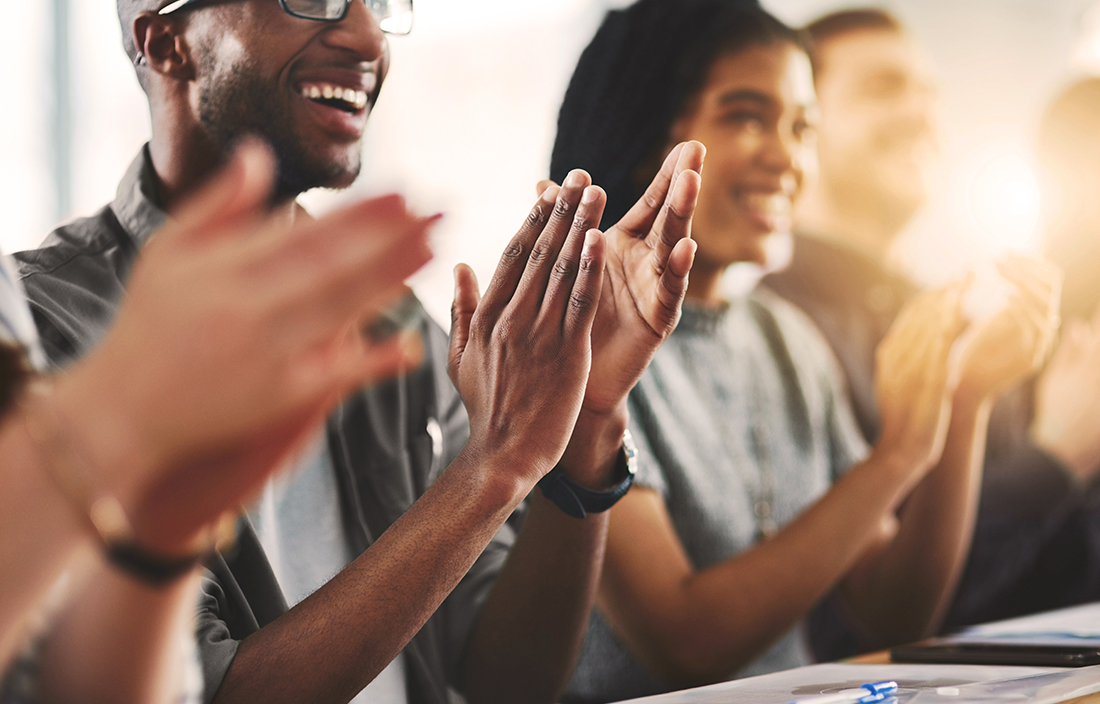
[538,430,638,519]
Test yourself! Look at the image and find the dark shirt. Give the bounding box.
[764,234,1100,655]
[14,147,512,704]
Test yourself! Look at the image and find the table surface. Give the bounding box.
[846,651,1100,703]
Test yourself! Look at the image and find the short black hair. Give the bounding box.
[802,8,904,76]
[118,0,159,64]
[550,0,803,228]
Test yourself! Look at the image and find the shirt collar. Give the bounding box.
[110,145,315,244]
[111,144,169,247]
[676,298,733,336]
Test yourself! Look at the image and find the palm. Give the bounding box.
[961,306,1050,400]
[959,257,1061,399]
[583,142,704,413]
[585,229,676,412]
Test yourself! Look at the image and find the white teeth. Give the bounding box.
[299,82,369,110]
[741,193,791,215]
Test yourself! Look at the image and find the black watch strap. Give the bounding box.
[538,430,638,519]
[106,541,210,587]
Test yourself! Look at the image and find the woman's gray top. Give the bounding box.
[566,288,869,703]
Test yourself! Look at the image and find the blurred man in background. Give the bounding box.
[765,8,1100,658]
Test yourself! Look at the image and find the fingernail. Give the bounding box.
[565,170,586,188]
[583,230,600,249]
[582,186,599,204]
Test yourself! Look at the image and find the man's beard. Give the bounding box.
[197,65,361,200]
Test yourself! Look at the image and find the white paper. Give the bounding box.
[963,602,1100,640]
[611,663,1059,704]
[907,665,1100,704]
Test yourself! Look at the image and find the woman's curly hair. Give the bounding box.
[550,0,805,228]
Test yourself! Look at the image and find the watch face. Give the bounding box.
[622,429,639,476]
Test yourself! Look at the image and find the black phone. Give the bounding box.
[891,639,1100,667]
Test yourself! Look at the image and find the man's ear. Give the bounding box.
[133,13,195,80]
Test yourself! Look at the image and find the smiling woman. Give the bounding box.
[550,2,1054,702]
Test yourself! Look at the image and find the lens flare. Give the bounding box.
[965,147,1042,254]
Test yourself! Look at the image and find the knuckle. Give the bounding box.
[470,311,493,339]
[530,242,553,264]
[525,204,547,229]
[571,213,593,234]
[490,317,514,347]
[552,258,577,280]
[502,240,525,263]
[667,201,690,223]
[570,290,596,312]
[553,198,572,218]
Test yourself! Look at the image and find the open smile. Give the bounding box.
[291,72,378,139]
[734,189,793,233]
[297,79,374,113]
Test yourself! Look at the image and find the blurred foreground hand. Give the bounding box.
[43,139,435,555]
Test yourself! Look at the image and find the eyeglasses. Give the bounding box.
[157,0,414,35]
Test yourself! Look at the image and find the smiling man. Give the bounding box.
[12,1,705,703]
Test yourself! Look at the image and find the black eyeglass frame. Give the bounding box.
[156,0,413,34]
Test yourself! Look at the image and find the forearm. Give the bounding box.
[460,496,608,704]
[843,390,991,644]
[610,454,915,685]
[211,449,531,704]
[460,408,625,704]
[0,417,86,667]
[40,566,201,704]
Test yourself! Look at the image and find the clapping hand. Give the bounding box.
[448,170,608,488]
[48,140,434,554]
[541,143,704,486]
[874,283,969,481]
[957,257,1061,402]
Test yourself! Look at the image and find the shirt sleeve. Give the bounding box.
[625,384,670,498]
[194,571,243,703]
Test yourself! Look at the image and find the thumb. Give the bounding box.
[448,264,481,386]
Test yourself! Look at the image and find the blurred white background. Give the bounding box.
[3,0,1100,325]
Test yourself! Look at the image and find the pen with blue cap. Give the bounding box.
[787,680,898,704]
